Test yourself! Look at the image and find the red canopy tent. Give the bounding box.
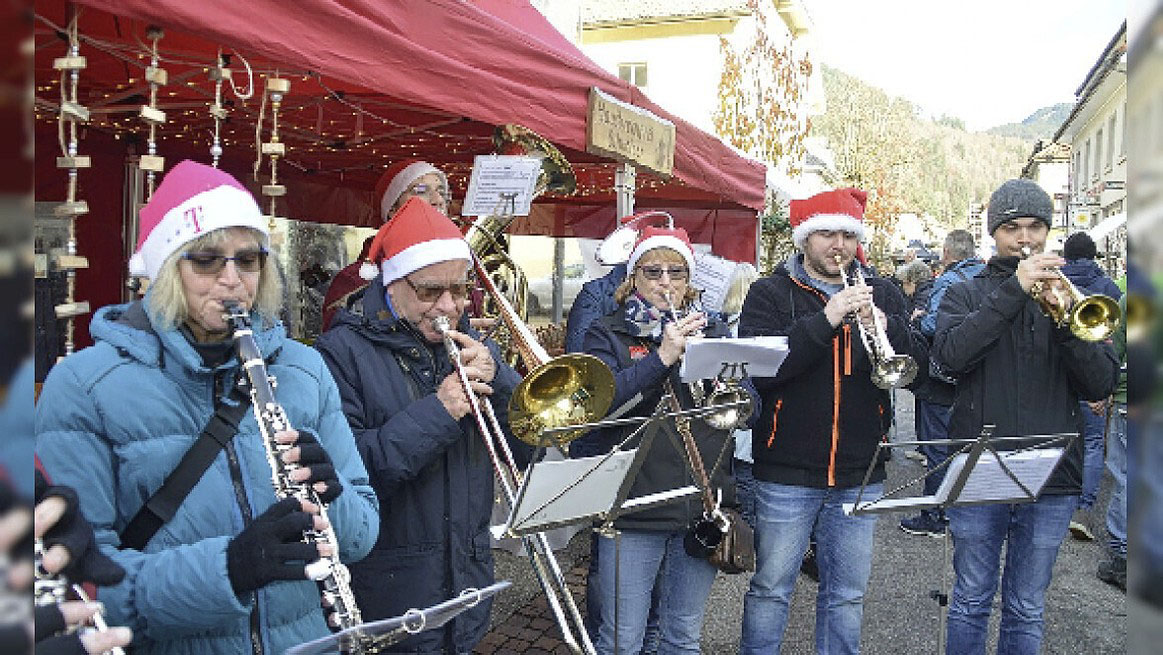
[34,0,765,343]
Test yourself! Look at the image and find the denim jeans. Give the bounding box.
[595,530,717,655]
[1078,400,1106,508]
[741,481,882,655]
[1105,405,1127,555]
[946,494,1077,655]
[918,401,953,498]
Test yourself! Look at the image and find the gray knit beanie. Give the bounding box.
[986,179,1053,234]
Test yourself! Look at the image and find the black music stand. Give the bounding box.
[843,425,1078,654]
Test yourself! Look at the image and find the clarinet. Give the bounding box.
[34,538,126,655]
[222,302,375,651]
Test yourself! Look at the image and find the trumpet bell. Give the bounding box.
[1069,294,1122,342]
[702,386,753,431]
[871,356,918,390]
[508,353,615,447]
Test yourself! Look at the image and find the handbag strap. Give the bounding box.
[662,379,718,517]
[120,378,251,551]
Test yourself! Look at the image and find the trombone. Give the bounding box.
[1020,246,1121,342]
[834,255,918,389]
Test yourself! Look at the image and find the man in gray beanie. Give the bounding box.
[931,178,1118,653]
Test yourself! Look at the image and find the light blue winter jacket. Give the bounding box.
[35,297,379,655]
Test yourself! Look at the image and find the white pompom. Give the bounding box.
[359,260,379,281]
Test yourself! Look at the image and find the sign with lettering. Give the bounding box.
[586,87,675,177]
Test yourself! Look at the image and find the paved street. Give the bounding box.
[482,390,1130,653]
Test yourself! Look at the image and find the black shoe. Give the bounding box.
[800,545,819,582]
[900,513,946,538]
[1096,555,1127,592]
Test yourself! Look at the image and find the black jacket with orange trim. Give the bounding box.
[738,260,928,488]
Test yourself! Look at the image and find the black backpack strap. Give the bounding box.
[120,379,251,551]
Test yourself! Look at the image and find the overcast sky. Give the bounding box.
[805,1,1128,132]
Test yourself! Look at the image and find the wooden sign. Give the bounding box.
[586,87,675,177]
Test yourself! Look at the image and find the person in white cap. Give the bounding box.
[738,187,927,655]
[35,160,379,655]
[320,159,450,331]
[581,225,756,655]
[314,196,525,654]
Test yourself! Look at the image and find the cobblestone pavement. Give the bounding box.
[477,391,1130,654]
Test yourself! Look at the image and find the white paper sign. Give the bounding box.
[692,252,739,313]
[680,336,789,382]
[462,155,541,217]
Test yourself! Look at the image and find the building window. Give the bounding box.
[1074,151,1083,198]
[1083,139,1091,185]
[1108,114,1117,169]
[618,63,648,88]
[1094,129,1103,181]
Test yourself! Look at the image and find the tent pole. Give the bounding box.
[615,162,636,219]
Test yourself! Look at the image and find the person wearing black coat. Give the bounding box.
[933,180,1119,655]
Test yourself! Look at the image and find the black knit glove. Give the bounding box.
[35,469,125,587]
[288,430,342,504]
[226,498,319,595]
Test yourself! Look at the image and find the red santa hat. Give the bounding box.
[359,196,472,283]
[627,225,695,273]
[128,160,268,280]
[373,159,447,221]
[790,188,868,248]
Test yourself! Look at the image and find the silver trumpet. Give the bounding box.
[34,538,126,655]
[834,255,918,389]
[434,315,596,655]
[662,292,752,431]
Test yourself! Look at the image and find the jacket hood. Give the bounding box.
[89,294,285,373]
[985,255,1020,277]
[1061,259,1107,287]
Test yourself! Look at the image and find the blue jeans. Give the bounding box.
[918,401,953,499]
[946,494,1077,655]
[741,481,882,655]
[595,530,717,655]
[1105,405,1127,555]
[1078,400,1106,508]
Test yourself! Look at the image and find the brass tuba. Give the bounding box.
[1020,247,1121,342]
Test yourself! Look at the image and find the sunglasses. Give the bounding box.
[637,265,689,281]
[406,182,450,203]
[181,248,269,275]
[404,276,474,303]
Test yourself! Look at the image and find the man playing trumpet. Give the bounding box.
[315,197,523,654]
[932,179,1118,654]
[738,188,927,654]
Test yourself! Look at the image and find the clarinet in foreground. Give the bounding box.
[222,301,384,654]
[34,538,126,655]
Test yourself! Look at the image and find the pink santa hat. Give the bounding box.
[128,160,268,280]
[358,196,471,283]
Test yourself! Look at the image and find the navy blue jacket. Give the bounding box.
[1061,258,1123,301]
[314,278,522,654]
[564,263,627,354]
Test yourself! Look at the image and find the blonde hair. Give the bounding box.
[721,262,759,315]
[147,227,283,331]
[614,247,700,306]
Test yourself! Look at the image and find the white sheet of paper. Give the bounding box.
[679,336,789,382]
[462,155,541,217]
[691,252,738,313]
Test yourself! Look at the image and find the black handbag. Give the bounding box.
[708,507,755,574]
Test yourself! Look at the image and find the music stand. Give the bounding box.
[842,425,1078,655]
[284,581,511,655]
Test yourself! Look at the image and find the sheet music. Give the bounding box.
[935,448,1063,503]
[680,336,789,382]
[691,253,738,313]
[504,451,639,535]
[461,155,541,217]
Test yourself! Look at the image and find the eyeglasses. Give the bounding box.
[403,275,474,303]
[181,248,269,275]
[637,265,689,281]
[406,182,450,204]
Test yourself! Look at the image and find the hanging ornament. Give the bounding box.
[138,26,167,198]
[208,50,230,167]
[255,74,290,230]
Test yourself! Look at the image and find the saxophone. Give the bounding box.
[33,538,126,655]
[223,302,384,654]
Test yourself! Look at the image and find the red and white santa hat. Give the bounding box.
[627,225,695,273]
[789,187,868,248]
[373,159,447,221]
[359,196,472,283]
[128,160,268,280]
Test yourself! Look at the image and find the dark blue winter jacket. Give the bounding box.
[314,278,522,654]
[564,263,627,354]
[1061,258,1123,301]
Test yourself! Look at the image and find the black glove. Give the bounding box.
[290,430,342,504]
[35,469,125,587]
[226,497,319,595]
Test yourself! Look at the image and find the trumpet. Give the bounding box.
[1020,247,1121,342]
[433,314,597,655]
[834,255,918,389]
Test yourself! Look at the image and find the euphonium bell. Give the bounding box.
[1020,247,1121,342]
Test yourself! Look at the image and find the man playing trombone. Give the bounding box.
[932,179,1119,655]
[315,197,523,653]
[738,188,927,655]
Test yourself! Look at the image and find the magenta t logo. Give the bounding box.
[183,205,203,232]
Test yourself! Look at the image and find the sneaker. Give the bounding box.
[903,450,927,463]
[900,512,947,538]
[800,544,819,582]
[1096,555,1127,592]
[1068,508,1095,541]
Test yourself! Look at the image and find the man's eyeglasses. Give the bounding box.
[637,265,689,281]
[403,276,474,303]
[181,248,269,275]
